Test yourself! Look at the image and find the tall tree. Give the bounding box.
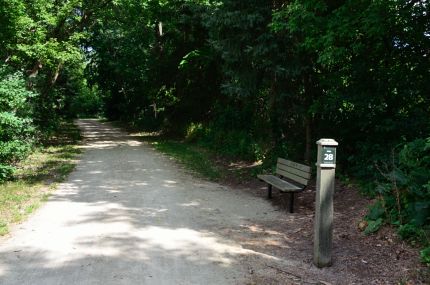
[1,0,112,128]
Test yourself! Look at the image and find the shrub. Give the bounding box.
[0,65,37,181]
[367,137,430,263]
[185,121,264,161]
[420,247,430,265]
[0,165,15,181]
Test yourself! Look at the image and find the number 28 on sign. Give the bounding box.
[321,147,336,164]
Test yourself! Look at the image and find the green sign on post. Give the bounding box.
[321,147,336,165]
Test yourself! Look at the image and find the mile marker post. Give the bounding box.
[313,138,338,268]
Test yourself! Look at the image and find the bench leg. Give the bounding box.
[289,193,295,213]
[267,184,272,199]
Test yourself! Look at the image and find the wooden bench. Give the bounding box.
[258,158,311,213]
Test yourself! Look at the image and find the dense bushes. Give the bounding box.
[366,138,430,228]
[68,85,103,118]
[186,123,264,161]
[0,65,37,180]
[365,138,430,263]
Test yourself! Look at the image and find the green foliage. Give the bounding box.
[393,138,429,226]
[366,200,386,221]
[185,104,265,161]
[0,121,81,235]
[397,224,429,243]
[0,0,112,130]
[0,140,32,162]
[151,140,220,181]
[0,165,15,181]
[69,85,103,118]
[88,0,219,134]
[398,224,417,240]
[192,127,263,161]
[365,138,430,260]
[364,218,384,235]
[0,65,37,181]
[420,247,430,265]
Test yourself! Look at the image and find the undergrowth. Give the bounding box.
[128,127,264,184]
[151,140,221,181]
[362,137,430,265]
[0,121,81,236]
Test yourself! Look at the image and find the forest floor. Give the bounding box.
[216,169,430,284]
[0,119,428,284]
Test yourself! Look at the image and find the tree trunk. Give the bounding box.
[304,114,312,163]
[303,73,314,164]
[51,62,63,85]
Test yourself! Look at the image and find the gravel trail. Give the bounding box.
[0,119,300,285]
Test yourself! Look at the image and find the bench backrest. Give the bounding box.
[276,158,311,186]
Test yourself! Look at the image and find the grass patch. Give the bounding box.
[152,140,221,181]
[0,221,8,235]
[0,121,81,236]
[134,132,261,184]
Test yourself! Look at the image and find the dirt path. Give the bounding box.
[0,120,292,284]
[0,120,424,284]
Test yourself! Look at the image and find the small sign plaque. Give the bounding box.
[321,146,336,165]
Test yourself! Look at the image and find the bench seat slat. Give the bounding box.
[257,174,304,192]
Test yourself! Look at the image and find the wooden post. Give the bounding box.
[314,138,338,268]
